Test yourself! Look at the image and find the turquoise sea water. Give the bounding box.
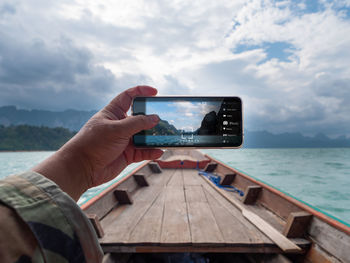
[134,135,241,147]
[202,148,350,226]
[0,151,143,206]
[0,148,349,225]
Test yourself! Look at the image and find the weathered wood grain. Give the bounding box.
[102,244,306,253]
[84,173,139,219]
[133,174,149,187]
[200,174,301,252]
[98,164,312,255]
[128,190,166,244]
[202,183,273,245]
[167,169,184,186]
[243,210,301,253]
[203,188,265,245]
[149,162,162,173]
[220,173,236,186]
[187,201,225,245]
[183,170,202,186]
[161,188,191,244]
[165,186,185,203]
[114,189,133,205]
[204,163,218,173]
[184,185,206,203]
[86,213,104,238]
[146,168,176,186]
[100,186,164,244]
[242,185,262,205]
[308,217,350,263]
[100,205,127,230]
[283,211,312,238]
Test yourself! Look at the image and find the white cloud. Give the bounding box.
[1,0,350,136]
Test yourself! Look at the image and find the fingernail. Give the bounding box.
[149,114,159,123]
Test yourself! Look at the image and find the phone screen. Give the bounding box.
[132,96,243,148]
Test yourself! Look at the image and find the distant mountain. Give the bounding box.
[195,111,218,135]
[0,106,95,131]
[1,105,350,148]
[144,119,181,135]
[195,105,241,135]
[0,125,76,151]
[244,130,350,148]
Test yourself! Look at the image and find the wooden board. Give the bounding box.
[185,183,224,246]
[243,210,301,253]
[187,201,225,245]
[102,244,306,253]
[161,189,191,245]
[84,173,139,219]
[283,211,312,238]
[146,168,176,186]
[184,185,206,203]
[308,217,350,263]
[220,173,236,186]
[131,169,175,202]
[128,190,165,244]
[133,174,149,187]
[82,161,152,218]
[204,188,265,245]
[200,174,301,252]
[167,169,184,186]
[185,185,224,245]
[242,185,262,205]
[87,214,104,238]
[202,183,273,245]
[100,205,127,230]
[98,165,309,254]
[114,189,133,205]
[183,170,202,186]
[100,185,164,244]
[165,186,185,203]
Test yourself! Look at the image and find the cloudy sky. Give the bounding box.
[146,100,222,131]
[1,0,350,136]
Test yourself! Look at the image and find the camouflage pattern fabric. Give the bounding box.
[0,171,103,263]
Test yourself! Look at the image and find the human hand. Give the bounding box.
[33,86,163,201]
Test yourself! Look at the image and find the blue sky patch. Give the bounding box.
[274,0,324,17]
[263,42,295,62]
[336,6,350,19]
[303,0,321,13]
[234,41,296,64]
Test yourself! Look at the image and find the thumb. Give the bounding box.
[117,114,160,136]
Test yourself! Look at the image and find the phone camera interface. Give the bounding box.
[133,97,242,147]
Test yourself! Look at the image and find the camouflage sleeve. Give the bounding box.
[0,171,103,263]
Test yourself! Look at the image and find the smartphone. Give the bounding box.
[132,96,243,148]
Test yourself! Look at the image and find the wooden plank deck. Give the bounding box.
[99,168,306,253]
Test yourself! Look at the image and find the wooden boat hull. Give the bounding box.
[81,150,350,263]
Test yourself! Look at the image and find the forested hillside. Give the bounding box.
[0,125,76,151]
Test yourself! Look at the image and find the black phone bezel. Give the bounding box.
[131,96,243,148]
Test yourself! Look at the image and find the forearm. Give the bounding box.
[32,143,90,201]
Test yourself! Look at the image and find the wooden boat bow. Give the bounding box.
[81,150,350,263]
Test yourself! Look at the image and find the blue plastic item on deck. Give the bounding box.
[198,170,244,196]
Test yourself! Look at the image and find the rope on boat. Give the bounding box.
[198,170,244,196]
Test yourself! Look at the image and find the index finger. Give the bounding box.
[105,86,157,117]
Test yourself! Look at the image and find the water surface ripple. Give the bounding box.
[0,148,349,225]
[202,148,350,225]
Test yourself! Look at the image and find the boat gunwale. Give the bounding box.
[80,160,151,211]
[81,151,350,237]
[204,153,350,236]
